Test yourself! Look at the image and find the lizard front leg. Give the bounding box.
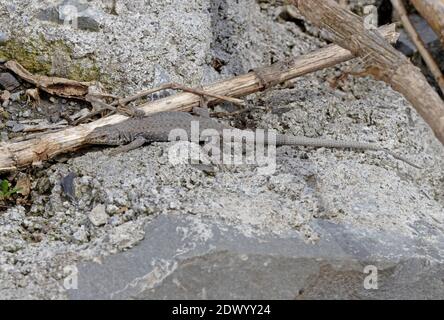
[109,136,147,156]
[192,106,210,118]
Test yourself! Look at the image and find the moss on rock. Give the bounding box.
[0,36,102,82]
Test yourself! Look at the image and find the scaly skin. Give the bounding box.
[84,111,420,168]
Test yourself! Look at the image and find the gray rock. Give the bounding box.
[5,0,288,95]
[68,215,444,299]
[75,16,101,32]
[73,226,89,243]
[89,204,108,227]
[36,7,59,24]
[0,73,20,91]
[5,121,25,133]
[108,221,145,250]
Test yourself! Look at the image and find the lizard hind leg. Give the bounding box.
[108,136,147,156]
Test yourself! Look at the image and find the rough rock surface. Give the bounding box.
[1,0,444,299]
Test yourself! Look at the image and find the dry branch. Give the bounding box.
[391,0,444,94]
[410,0,444,47]
[292,0,444,145]
[0,25,398,172]
[5,60,95,99]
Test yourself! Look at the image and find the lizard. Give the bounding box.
[84,111,420,168]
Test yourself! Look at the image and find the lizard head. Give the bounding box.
[84,126,122,146]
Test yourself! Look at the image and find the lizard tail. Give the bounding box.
[383,149,422,169]
[275,135,421,169]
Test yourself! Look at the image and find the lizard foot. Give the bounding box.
[108,136,147,156]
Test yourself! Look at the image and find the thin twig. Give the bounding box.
[115,82,245,107]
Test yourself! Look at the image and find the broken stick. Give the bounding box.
[292,0,444,145]
[4,60,95,100]
[0,24,398,172]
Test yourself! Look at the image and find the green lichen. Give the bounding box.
[0,39,53,74]
[69,63,101,82]
[0,36,102,82]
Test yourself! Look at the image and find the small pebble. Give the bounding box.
[10,91,23,102]
[106,204,120,215]
[21,110,31,118]
[61,172,77,202]
[89,204,109,227]
[169,202,178,209]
